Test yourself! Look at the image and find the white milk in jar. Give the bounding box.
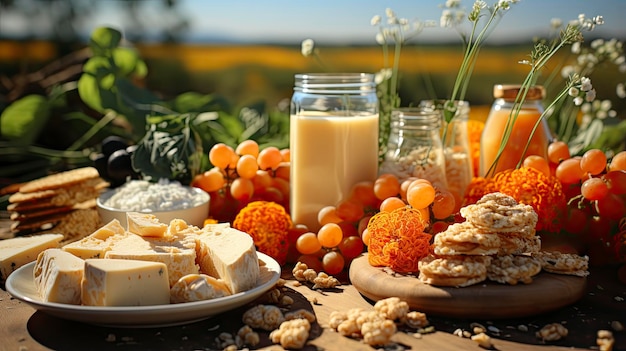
[290,73,379,231]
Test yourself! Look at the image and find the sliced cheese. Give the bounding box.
[105,234,199,287]
[195,226,259,294]
[126,212,168,237]
[0,234,64,281]
[81,258,170,306]
[170,273,231,303]
[33,248,84,304]
[62,219,127,259]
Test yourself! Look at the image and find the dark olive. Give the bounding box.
[92,153,109,179]
[101,136,129,158]
[107,149,135,182]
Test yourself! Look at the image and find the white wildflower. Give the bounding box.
[561,65,576,78]
[617,83,626,99]
[574,96,584,106]
[371,15,381,26]
[585,89,596,102]
[468,0,487,21]
[571,42,581,54]
[375,32,385,45]
[445,0,461,8]
[568,87,580,97]
[580,77,593,91]
[550,18,563,29]
[593,15,604,25]
[440,9,453,27]
[591,38,604,49]
[301,39,315,57]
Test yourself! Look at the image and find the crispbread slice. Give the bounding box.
[10,205,74,221]
[8,189,57,204]
[18,167,100,193]
[8,199,55,212]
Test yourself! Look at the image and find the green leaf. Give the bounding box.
[77,72,116,113]
[112,47,143,77]
[169,92,231,113]
[132,114,201,183]
[90,27,122,55]
[0,95,51,145]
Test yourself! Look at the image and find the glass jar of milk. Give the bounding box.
[290,73,379,231]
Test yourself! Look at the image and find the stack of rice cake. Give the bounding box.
[7,167,108,243]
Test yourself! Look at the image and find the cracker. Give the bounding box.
[418,254,492,287]
[45,208,102,245]
[18,167,100,193]
[9,205,74,221]
[433,222,501,256]
[533,251,589,277]
[10,213,64,232]
[8,189,57,204]
[498,234,541,255]
[48,179,109,206]
[8,199,55,212]
[460,192,538,233]
[487,254,542,285]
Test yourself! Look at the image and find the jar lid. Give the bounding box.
[493,84,545,100]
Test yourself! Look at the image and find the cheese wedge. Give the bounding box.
[0,234,64,281]
[195,227,259,294]
[62,219,127,259]
[33,248,84,304]
[105,234,199,287]
[126,212,168,237]
[82,258,170,306]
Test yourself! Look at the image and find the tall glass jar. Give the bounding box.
[480,84,552,177]
[379,108,448,189]
[420,100,473,208]
[290,73,379,231]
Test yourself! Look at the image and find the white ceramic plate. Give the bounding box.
[5,253,280,328]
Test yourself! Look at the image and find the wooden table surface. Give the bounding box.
[1,260,625,351]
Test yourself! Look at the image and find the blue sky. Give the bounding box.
[171,0,626,44]
[1,0,624,45]
[177,0,626,44]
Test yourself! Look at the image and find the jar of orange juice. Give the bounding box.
[479,84,553,177]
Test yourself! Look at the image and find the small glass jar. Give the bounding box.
[290,73,379,231]
[420,100,473,206]
[379,108,448,189]
[480,84,552,177]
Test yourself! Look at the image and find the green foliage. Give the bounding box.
[0,26,291,185]
[0,95,51,145]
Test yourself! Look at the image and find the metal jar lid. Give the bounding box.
[493,84,545,100]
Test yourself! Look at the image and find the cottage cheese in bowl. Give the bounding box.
[97,179,210,227]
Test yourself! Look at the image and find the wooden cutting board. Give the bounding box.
[349,254,587,319]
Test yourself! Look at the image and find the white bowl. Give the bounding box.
[96,185,210,228]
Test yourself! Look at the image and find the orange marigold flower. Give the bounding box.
[493,167,567,233]
[367,207,431,273]
[463,176,498,206]
[233,201,293,265]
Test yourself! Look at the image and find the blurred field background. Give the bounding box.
[1,0,625,189]
[3,39,624,121]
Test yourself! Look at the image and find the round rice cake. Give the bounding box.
[498,234,542,255]
[460,192,538,233]
[533,251,589,277]
[433,222,501,256]
[487,254,542,285]
[418,254,492,287]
